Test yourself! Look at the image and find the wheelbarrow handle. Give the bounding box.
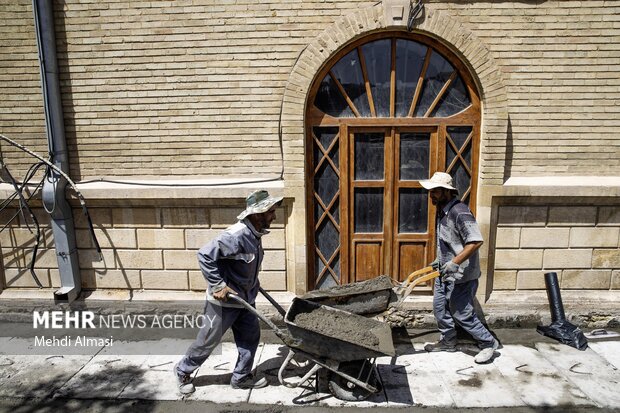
[226,293,280,330]
[226,293,294,344]
[259,286,287,317]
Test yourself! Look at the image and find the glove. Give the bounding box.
[429,257,440,270]
[440,260,464,283]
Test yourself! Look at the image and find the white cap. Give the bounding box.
[419,172,457,191]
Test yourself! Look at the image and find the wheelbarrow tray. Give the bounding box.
[285,298,395,362]
[299,275,395,315]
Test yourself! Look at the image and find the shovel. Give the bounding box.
[395,266,440,305]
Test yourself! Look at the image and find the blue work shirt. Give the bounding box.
[436,198,483,284]
[198,218,266,307]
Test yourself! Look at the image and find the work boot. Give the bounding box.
[474,339,500,364]
[424,338,457,353]
[174,363,195,395]
[231,373,268,389]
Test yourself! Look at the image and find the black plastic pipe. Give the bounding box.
[543,272,565,322]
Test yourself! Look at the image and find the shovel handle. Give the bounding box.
[404,266,435,285]
[395,269,440,307]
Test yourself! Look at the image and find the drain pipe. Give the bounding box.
[33,0,81,303]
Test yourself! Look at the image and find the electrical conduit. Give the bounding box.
[33,0,81,303]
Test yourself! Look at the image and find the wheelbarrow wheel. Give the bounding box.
[327,360,380,401]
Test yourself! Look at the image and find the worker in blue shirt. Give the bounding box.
[174,190,282,394]
[421,172,499,364]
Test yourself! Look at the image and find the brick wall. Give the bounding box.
[1,1,617,182]
[431,1,620,178]
[493,203,620,291]
[1,204,287,291]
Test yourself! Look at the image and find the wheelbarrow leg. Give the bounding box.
[326,358,380,401]
[278,349,322,389]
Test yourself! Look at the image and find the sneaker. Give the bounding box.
[424,339,457,353]
[231,374,268,389]
[474,339,499,364]
[174,363,195,395]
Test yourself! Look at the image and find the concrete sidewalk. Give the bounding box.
[0,329,619,411]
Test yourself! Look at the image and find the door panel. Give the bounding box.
[354,242,383,281]
[347,126,437,284]
[398,242,427,282]
[348,129,392,283]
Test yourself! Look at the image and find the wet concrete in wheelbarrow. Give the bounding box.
[300,276,395,315]
[292,306,382,348]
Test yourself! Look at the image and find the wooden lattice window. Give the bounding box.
[306,33,480,289]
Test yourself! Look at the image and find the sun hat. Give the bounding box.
[419,172,457,191]
[237,190,284,220]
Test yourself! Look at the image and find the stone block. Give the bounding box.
[78,249,116,270]
[137,229,185,249]
[494,249,543,270]
[73,208,112,229]
[259,271,287,291]
[570,227,619,248]
[113,208,160,228]
[114,250,163,270]
[548,206,597,226]
[50,269,60,288]
[543,249,592,269]
[2,247,27,268]
[141,270,188,290]
[598,207,620,225]
[210,208,243,228]
[492,270,516,290]
[495,227,521,248]
[497,206,547,226]
[164,250,198,270]
[612,270,620,290]
[516,270,549,290]
[261,250,286,271]
[76,229,137,249]
[562,270,611,290]
[81,269,141,289]
[189,270,206,291]
[0,208,20,227]
[520,228,569,248]
[210,206,286,229]
[185,229,220,249]
[162,207,209,228]
[3,268,50,288]
[262,229,286,249]
[34,248,61,269]
[0,228,40,248]
[592,249,620,268]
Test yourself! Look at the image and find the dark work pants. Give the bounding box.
[433,278,495,349]
[176,300,260,384]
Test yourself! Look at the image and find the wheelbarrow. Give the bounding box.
[300,275,395,315]
[227,292,395,401]
[300,267,440,315]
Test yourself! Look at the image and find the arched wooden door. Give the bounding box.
[305,33,480,291]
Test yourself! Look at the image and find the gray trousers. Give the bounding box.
[176,300,260,384]
[433,278,495,349]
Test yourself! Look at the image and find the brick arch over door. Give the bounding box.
[279,4,508,288]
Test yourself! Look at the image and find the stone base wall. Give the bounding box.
[491,201,620,292]
[0,202,288,292]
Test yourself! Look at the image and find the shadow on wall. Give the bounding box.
[82,226,136,301]
[503,115,514,184]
